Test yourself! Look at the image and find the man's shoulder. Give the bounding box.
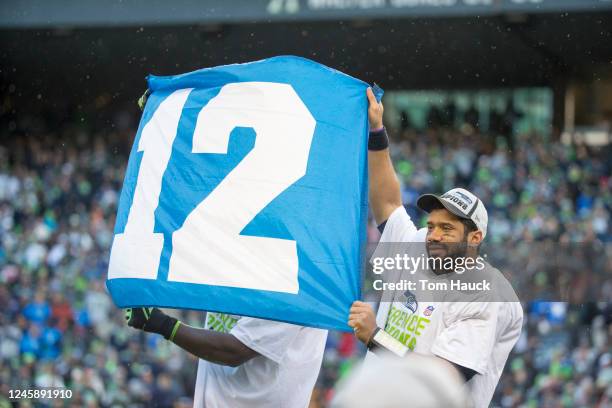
[379,205,427,243]
[483,262,522,305]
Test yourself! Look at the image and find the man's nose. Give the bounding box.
[428,228,443,242]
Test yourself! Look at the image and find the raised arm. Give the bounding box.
[366,88,402,225]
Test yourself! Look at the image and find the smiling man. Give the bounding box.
[347,89,523,408]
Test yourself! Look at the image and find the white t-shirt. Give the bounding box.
[193,313,328,408]
[367,206,523,408]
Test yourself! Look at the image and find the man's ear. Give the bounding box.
[468,230,483,245]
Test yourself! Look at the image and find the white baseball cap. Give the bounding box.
[417,187,488,239]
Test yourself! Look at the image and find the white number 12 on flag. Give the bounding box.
[108,82,316,294]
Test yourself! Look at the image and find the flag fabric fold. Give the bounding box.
[106,56,369,331]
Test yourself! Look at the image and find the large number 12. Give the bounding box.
[108,82,316,294]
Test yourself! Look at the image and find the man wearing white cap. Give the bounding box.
[347,89,523,407]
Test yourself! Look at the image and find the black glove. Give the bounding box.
[125,307,180,340]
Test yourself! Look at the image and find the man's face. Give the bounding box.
[425,208,470,259]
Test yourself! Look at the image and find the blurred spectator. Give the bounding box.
[331,354,469,408]
[0,107,609,407]
[23,291,50,324]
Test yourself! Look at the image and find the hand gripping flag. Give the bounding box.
[106,56,371,331]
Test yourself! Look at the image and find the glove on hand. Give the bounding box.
[125,307,179,341]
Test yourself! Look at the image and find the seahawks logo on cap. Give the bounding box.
[453,191,473,205]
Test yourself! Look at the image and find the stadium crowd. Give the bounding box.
[0,105,610,407]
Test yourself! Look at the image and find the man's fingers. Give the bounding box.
[348,316,367,327]
[349,312,371,321]
[349,301,373,331]
[348,319,361,328]
[349,302,369,313]
[350,305,372,314]
[348,319,357,327]
[349,306,365,315]
[366,87,378,106]
[348,314,366,322]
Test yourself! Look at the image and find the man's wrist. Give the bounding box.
[368,126,389,151]
[366,327,381,349]
[169,320,181,342]
[157,315,179,340]
[367,327,408,357]
[143,308,179,340]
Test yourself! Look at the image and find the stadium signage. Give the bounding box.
[273,0,612,17]
[2,0,612,28]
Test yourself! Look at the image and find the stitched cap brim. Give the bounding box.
[416,194,470,220]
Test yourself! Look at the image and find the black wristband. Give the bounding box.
[144,308,178,340]
[368,127,389,151]
[158,315,179,340]
[367,327,381,350]
[366,327,408,357]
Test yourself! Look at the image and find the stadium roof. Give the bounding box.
[1,9,611,110]
[1,0,612,28]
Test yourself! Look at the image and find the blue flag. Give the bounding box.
[106,56,369,331]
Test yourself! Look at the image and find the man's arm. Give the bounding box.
[172,324,259,367]
[125,307,258,367]
[366,88,402,225]
[348,301,476,382]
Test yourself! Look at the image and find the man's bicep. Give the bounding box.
[428,355,477,382]
[368,149,402,225]
[448,360,477,382]
[370,195,401,227]
[228,334,260,362]
[375,203,403,228]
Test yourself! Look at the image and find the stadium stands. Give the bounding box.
[0,110,610,407]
